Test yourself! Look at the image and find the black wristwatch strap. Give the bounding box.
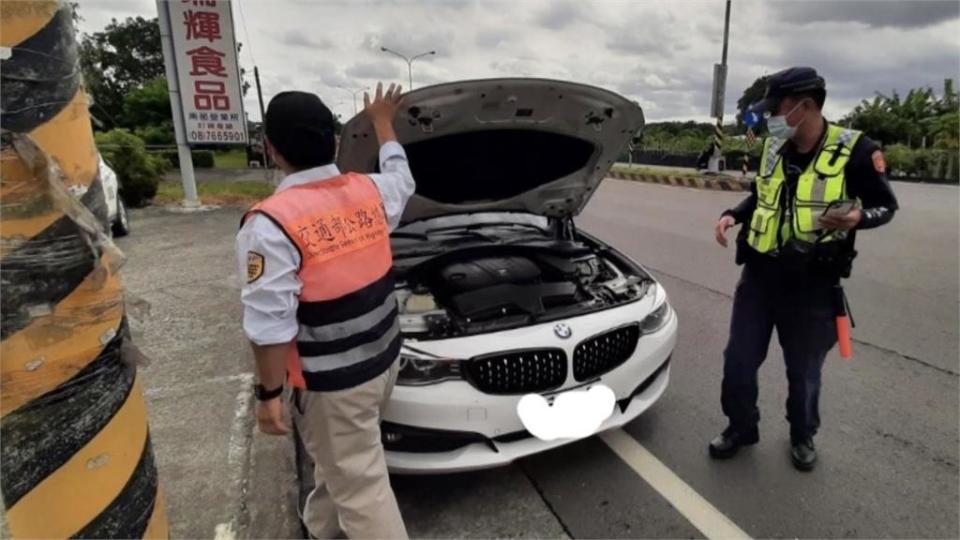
[254,383,283,401]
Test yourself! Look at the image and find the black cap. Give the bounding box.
[750,67,826,114]
[265,91,336,168]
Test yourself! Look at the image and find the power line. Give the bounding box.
[235,0,256,66]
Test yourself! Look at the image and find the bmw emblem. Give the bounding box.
[553,323,572,339]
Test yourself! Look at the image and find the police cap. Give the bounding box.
[750,66,826,114]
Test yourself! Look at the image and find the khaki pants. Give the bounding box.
[291,361,407,540]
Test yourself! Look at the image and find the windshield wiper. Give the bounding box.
[463,222,548,234]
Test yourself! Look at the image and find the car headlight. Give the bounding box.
[639,301,671,334]
[397,352,462,386]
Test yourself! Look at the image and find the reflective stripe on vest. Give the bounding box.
[747,124,862,254]
[244,172,399,391]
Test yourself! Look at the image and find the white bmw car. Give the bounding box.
[335,78,677,474]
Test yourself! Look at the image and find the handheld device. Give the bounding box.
[822,199,857,218]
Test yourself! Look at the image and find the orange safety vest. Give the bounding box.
[244,173,400,391]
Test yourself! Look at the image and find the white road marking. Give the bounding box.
[213,521,236,540]
[219,373,255,539]
[599,429,752,540]
[144,373,254,539]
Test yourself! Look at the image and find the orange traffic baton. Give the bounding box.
[834,285,854,360]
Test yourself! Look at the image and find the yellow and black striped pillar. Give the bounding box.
[1,1,168,538]
[712,119,724,158]
[741,128,755,177]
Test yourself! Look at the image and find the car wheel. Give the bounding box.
[112,198,130,237]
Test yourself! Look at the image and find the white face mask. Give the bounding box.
[767,102,805,139]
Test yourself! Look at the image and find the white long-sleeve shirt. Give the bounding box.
[236,141,414,345]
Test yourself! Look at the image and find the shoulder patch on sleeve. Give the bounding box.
[247,251,265,283]
[871,150,886,173]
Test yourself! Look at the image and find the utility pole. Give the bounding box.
[156,0,200,207]
[380,47,436,90]
[254,66,269,172]
[708,0,732,174]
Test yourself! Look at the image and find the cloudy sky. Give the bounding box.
[77,0,960,123]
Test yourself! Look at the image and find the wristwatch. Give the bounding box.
[254,383,283,401]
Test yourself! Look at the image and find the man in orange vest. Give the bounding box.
[236,83,413,539]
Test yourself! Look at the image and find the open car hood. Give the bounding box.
[337,78,644,224]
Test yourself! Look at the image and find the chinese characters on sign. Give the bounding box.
[167,0,247,144]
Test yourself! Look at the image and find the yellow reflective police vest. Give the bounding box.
[747,124,862,254]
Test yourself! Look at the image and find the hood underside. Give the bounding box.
[337,78,645,224]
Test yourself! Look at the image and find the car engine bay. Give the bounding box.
[394,240,652,339]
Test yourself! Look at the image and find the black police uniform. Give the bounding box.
[712,67,899,466]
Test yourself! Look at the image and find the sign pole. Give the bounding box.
[157,0,200,207]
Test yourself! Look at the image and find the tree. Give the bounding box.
[880,88,935,146]
[80,16,165,130]
[842,95,904,146]
[736,75,768,133]
[929,79,959,150]
[928,111,959,150]
[78,10,250,132]
[123,77,172,128]
[126,75,176,145]
[842,79,958,148]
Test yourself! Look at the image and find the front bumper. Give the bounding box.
[383,295,677,474]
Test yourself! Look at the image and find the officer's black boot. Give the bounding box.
[708,426,759,459]
[790,437,817,471]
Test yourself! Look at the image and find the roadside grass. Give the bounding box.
[611,163,749,181]
[213,149,248,169]
[154,180,274,206]
[610,163,700,177]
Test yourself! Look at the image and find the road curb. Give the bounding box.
[608,171,751,192]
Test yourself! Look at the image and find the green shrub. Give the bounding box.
[158,149,215,168]
[192,150,215,168]
[884,145,959,181]
[160,149,179,168]
[918,149,959,182]
[95,129,169,207]
[884,144,916,176]
[134,123,175,145]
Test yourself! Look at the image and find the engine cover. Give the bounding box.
[438,257,541,294]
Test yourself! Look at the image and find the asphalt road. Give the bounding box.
[565,179,959,538]
[117,178,958,538]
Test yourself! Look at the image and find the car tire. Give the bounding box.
[112,198,130,237]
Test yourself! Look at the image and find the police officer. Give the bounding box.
[237,83,413,538]
[711,67,899,471]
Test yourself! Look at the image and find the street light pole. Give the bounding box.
[380,46,436,90]
[721,0,731,67]
[338,86,369,115]
[709,0,733,174]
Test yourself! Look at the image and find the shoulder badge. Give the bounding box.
[247,251,265,283]
[871,150,886,173]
